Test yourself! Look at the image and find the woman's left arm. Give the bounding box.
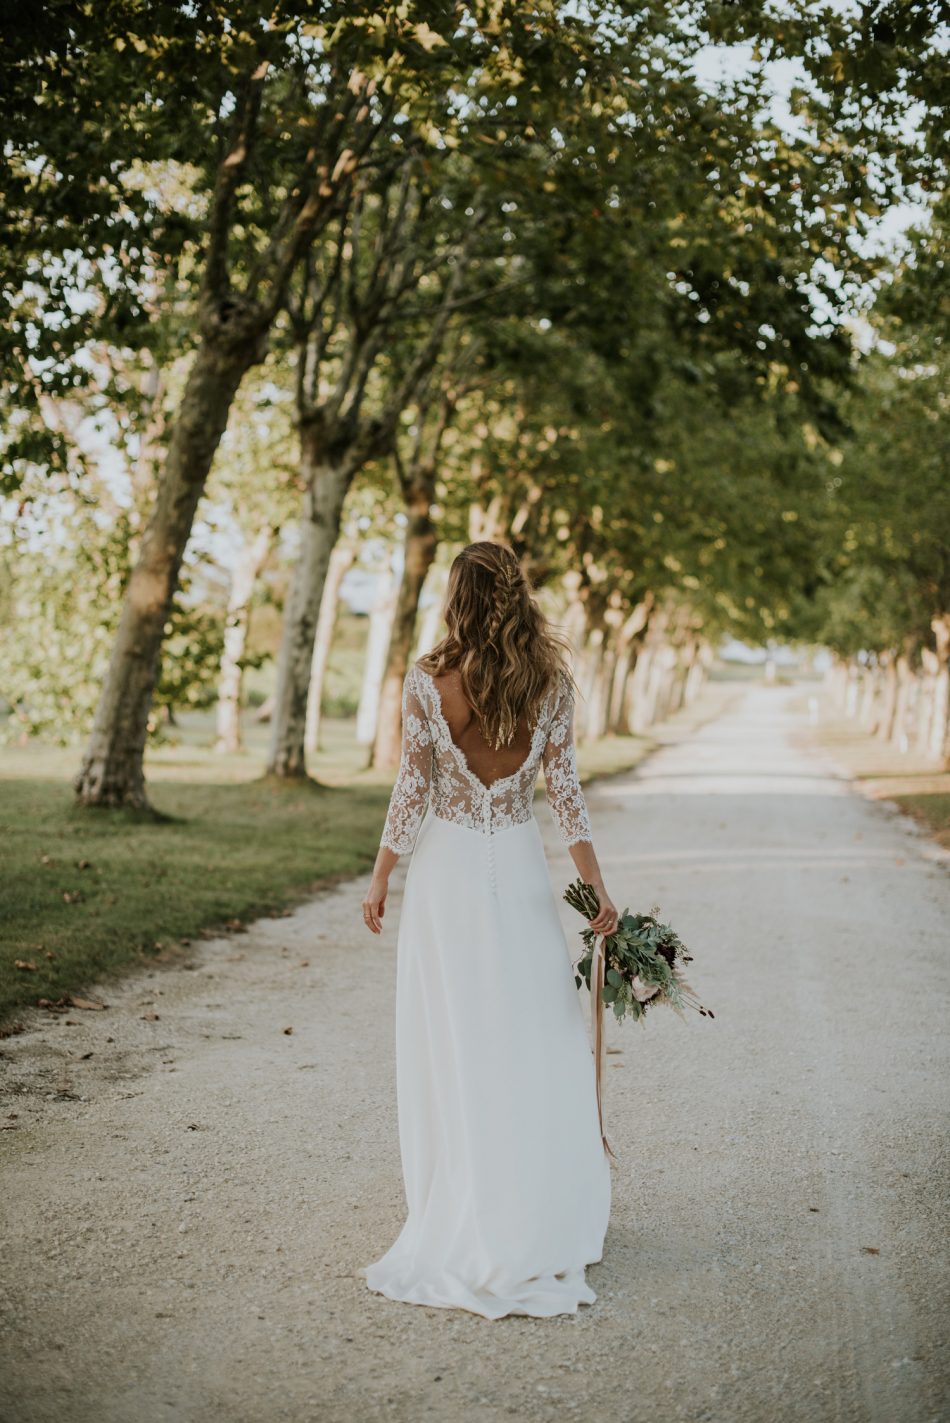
[542,674,619,937]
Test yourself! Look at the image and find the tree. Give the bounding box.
[371,355,474,768]
[266,155,481,776]
[812,193,950,754]
[4,3,485,806]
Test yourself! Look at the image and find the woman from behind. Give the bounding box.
[359,541,618,1319]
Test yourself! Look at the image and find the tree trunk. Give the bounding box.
[609,600,653,734]
[214,525,272,754]
[666,641,690,715]
[576,620,607,743]
[303,542,355,755]
[589,646,615,740]
[627,643,656,734]
[75,340,255,807]
[356,550,399,748]
[891,643,916,752]
[617,638,648,734]
[876,652,899,741]
[652,643,678,724]
[844,658,859,718]
[684,640,709,706]
[828,655,848,709]
[414,564,447,658]
[914,650,935,755]
[928,614,950,762]
[372,503,438,770]
[267,431,352,778]
[628,607,673,734]
[561,573,588,664]
[858,663,878,730]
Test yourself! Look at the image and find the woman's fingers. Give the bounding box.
[362,898,382,933]
[590,906,618,933]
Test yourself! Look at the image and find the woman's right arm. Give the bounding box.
[362,669,433,934]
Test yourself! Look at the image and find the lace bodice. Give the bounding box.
[379,663,593,855]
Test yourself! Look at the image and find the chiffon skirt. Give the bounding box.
[360,807,611,1319]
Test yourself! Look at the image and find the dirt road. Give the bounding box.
[2,685,948,1423]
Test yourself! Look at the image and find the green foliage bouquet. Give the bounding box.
[564,879,713,1025]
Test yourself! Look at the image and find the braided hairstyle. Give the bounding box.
[418,542,573,749]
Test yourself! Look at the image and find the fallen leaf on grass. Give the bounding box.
[0,1022,25,1038]
[62,890,84,904]
[141,1012,161,1022]
[861,1245,880,1255]
[80,1052,94,1060]
[283,1026,294,1035]
[298,960,310,968]
[14,960,37,972]
[77,859,92,870]
[69,996,107,1011]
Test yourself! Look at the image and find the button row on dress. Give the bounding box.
[483,795,497,893]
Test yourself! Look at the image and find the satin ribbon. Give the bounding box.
[590,931,617,1161]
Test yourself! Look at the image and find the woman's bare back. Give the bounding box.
[430,668,534,788]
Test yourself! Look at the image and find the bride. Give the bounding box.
[358,541,618,1319]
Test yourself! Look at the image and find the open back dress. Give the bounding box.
[359,662,611,1319]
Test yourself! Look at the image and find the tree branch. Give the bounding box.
[201,61,268,310]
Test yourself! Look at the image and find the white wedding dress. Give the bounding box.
[359,663,611,1319]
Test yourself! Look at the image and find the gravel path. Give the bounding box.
[2,685,948,1423]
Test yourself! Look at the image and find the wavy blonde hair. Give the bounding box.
[418,542,574,749]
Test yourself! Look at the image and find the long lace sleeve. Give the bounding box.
[380,666,433,855]
[542,673,593,847]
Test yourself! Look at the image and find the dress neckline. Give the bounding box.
[413,665,556,796]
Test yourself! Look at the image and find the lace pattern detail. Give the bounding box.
[541,677,594,847]
[379,671,434,855]
[379,664,593,855]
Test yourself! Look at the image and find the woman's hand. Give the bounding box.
[566,842,617,935]
[362,874,389,934]
[588,883,619,937]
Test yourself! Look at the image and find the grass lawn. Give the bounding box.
[1,691,735,1027]
[810,703,950,850]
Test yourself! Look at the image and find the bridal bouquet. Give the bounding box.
[564,879,713,1025]
[564,880,712,1160]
